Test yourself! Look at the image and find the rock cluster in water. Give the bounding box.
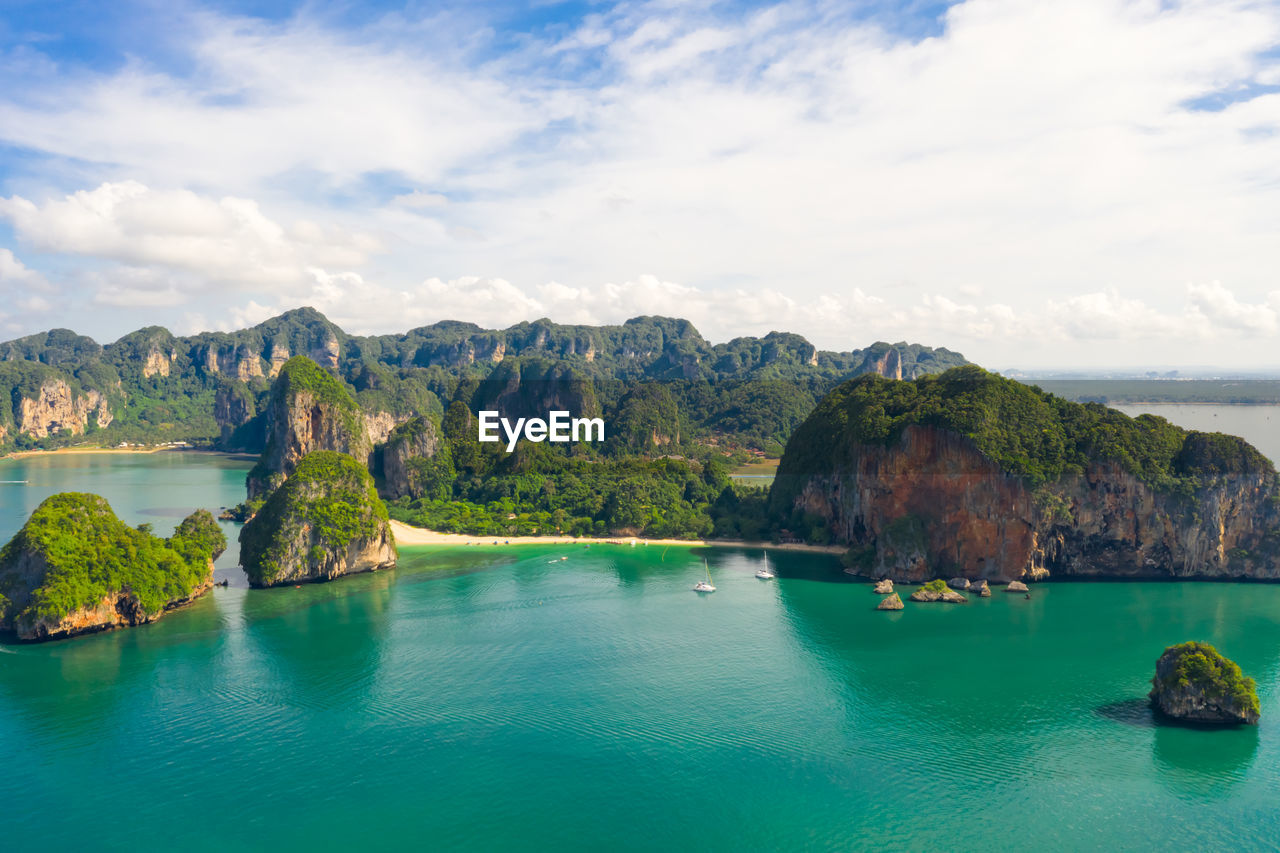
[240,451,396,588]
[877,592,904,610]
[1149,641,1260,725]
[909,579,966,603]
[873,579,894,594]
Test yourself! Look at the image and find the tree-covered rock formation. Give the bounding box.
[246,356,373,498]
[379,415,445,500]
[1149,642,1260,725]
[0,307,964,456]
[773,365,1280,582]
[0,495,226,641]
[239,451,396,587]
[908,579,966,603]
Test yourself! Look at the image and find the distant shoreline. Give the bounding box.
[389,520,845,554]
[1,446,257,461]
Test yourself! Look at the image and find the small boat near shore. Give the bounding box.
[755,552,776,580]
[694,559,716,593]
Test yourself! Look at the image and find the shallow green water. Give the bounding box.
[2,456,1280,850]
[0,451,253,583]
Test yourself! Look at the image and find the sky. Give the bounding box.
[0,0,1279,369]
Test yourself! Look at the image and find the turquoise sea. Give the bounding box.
[1,415,1279,850]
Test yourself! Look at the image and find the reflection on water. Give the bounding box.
[1153,723,1259,793]
[1097,697,1156,728]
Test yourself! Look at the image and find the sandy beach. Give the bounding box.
[3,445,177,460]
[2,445,257,461]
[389,519,845,554]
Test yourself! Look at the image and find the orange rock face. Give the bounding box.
[790,425,1280,583]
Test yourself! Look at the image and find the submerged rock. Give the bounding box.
[873,579,894,594]
[1149,641,1260,725]
[0,495,225,641]
[877,593,904,610]
[948,577,970,590]
[239,451,396,588]
[1007,581,1029,592]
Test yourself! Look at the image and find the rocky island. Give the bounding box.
[772,366,1280,583]
[909,579,966,603]
[1149,641,1260,725]
[239,450,396,588]
[0,494,225,641]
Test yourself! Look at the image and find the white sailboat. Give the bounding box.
[755,551,776,580]
[693,558,716,592]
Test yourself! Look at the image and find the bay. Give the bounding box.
[1114,403,1280,465]
[1,447,1279,850]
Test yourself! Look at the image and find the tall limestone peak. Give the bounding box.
[246,355,370,498]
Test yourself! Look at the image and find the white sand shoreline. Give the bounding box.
[2,446,256,461]
[389,519,845,554]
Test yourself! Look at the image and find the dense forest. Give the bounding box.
[771,365,1276,538]
[0,308,967,456]
[383,400,774,539]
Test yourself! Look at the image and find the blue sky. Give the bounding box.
[0,0,1279,368]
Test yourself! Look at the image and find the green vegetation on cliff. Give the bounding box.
[0,308,963,456]
[271,355,363,427]
[240,451,391,587]
[1150,641,1259,721]
[775,365,1274,498]
[0,495,225,631]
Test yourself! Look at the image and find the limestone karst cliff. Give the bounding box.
[17,379,113,438]
[0,496,226,641]
[774,366,1280,583]
[239,451,396,587]
[379,416,442,500]
[246,356,372,498]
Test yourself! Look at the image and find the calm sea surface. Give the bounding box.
[1115,403,1280,465]
[1,441,1280,850]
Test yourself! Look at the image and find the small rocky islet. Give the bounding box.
[909,579,968,603]
[1149,641,1260,725]
[0,494,225,641]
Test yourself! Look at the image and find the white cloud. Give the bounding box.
[0,181,378,289]
[391,191,449,210]
[0,248,48,290]
[1,1,1280,367]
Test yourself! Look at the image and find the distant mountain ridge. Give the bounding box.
[0,308,968,454]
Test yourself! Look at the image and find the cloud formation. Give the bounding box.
[0,0,1278,367]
